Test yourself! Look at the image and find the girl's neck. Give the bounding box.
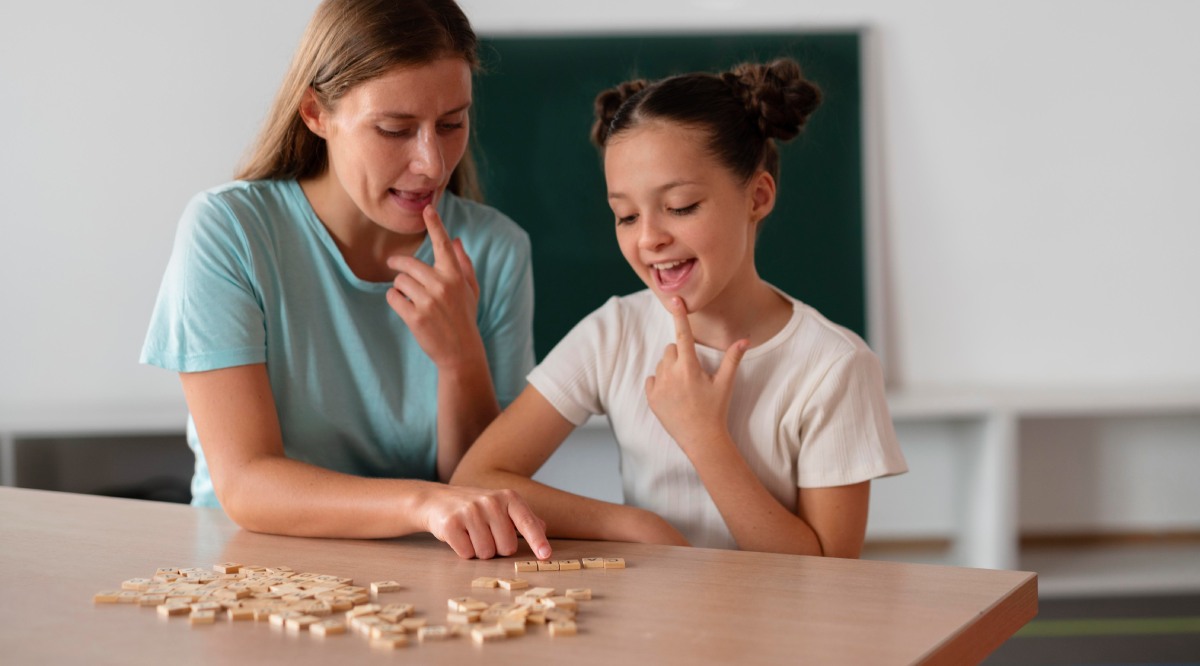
[687,277,792,351]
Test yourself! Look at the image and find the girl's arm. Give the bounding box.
[645,297,868,557]
[670,428,870,557]
[450,386,690,546]
[180,363,551,560]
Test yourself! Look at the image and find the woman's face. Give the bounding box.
[605,121,763,315]
[310,57,472,236]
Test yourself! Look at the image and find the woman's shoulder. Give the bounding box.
[181,180,299,226]
[180,180,307,240]
[439,193,530,250]
[187,179,298,216]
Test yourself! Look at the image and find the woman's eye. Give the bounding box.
[437,122,465,132]
[376,127,412,138]
[615,213,638,225]
[669,202,700,216]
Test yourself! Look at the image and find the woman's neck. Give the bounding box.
[299,174,424,282]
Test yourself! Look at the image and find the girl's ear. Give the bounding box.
[749,170,777,224]
[298,88,329,138]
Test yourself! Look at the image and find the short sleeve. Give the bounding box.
[139,192,267,372]
[525,298,619,426]
[476,228,535,409]
[796,348,908,487]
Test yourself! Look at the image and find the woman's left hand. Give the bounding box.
[386,205,483,368]
[644,297,748,453]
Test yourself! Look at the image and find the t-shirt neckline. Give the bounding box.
[286,179,436,293]
[671,285,803,360]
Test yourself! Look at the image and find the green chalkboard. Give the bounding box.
[472,33,864,360]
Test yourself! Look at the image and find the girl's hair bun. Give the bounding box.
[723,58,822,141]
[591,79,648,146]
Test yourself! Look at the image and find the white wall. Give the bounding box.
[2,1,1198,537]
[0,1,321,410]
[461,0,1200,390]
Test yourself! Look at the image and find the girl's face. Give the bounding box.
[605,121,768,315]
[304,57,472,236]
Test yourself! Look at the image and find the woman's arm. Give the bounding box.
[180,363,550,560]
[385,206,500,481]
[451,386,690,546]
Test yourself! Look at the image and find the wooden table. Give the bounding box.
[0,487,1036,665]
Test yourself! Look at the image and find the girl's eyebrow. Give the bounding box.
[376,102,472,120]
[608,180,700,200]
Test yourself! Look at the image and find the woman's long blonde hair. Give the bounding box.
[236,0,482,200]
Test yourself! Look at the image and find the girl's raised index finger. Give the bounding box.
[669,297,697,354]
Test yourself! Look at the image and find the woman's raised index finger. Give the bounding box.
[422,204,457,267]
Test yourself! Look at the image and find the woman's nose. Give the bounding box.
[410,130,445,182]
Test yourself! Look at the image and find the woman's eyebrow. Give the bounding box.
[376,102,472,120]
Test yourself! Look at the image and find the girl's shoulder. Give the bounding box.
[771,288,874,359]
[575,290,663,336]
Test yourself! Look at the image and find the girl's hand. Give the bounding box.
[644,297,748,455]
[386,205,483,369]
[419,484,552,561]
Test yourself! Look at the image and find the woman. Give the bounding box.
[141,0,550,561]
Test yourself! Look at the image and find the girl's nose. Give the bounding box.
[638,215,671,252]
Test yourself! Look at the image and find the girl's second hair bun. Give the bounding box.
[725,58,822,141]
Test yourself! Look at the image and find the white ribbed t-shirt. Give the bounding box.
[527,289,908,550]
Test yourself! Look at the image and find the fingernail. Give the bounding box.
[537,546,551,559]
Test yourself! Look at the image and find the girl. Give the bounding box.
[452,59,907,556]
[140,0,550,561]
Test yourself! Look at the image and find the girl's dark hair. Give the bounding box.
[237,0,482,200]
[591,58,822,184]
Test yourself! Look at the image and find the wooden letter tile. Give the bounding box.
[370,580,402,595]
[497,578,529,591]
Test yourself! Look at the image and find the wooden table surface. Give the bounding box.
[0,487,1036,665]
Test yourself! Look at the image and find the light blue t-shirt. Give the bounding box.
[140,180,534,508]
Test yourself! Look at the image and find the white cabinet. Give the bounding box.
[4,387,1199,572]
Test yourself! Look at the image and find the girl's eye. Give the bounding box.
[437,122,465,133]
[376,127,412,138]
[615,213,638,225]
[669,202,700,216]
